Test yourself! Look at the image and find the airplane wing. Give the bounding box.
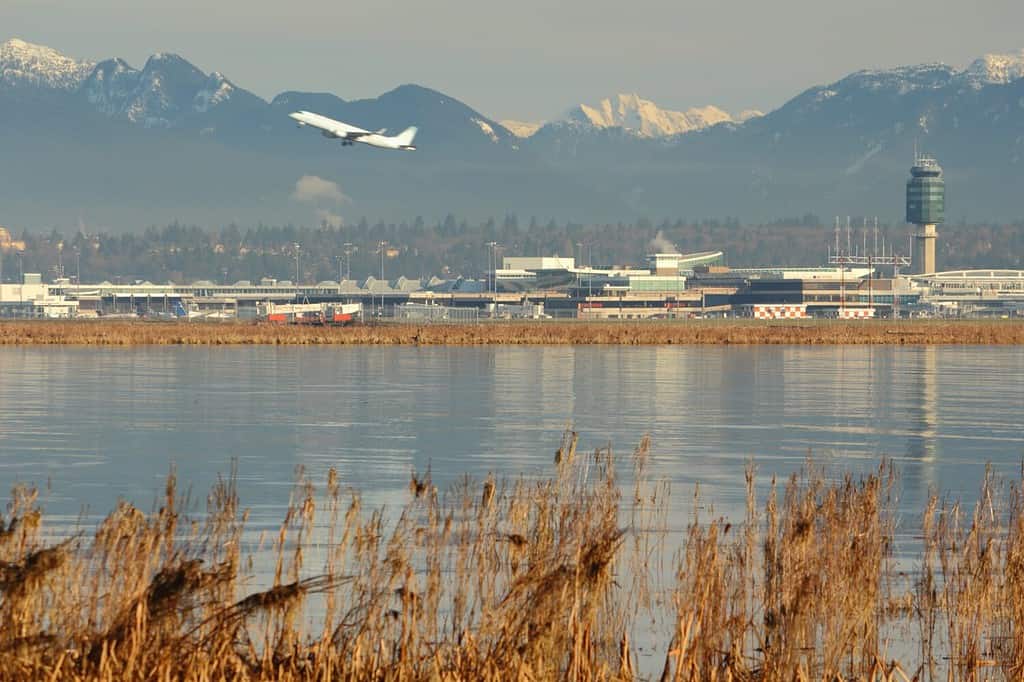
[290,111,371,140]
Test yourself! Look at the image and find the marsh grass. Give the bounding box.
[1,319,1023,346]
[3,439,1024,680]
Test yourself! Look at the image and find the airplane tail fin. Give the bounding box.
[394,126,418,148]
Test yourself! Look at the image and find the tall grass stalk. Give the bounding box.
[3,438,1024,680]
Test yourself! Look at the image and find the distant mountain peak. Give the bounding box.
[82,51,259,127]
[821,51,1024,96]
[565,93,760,138]
[0,37,94,90]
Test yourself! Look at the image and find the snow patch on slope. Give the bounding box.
[473,118,500,142]
[965,50,1024,85]
[501,119,543,138]
[193,73,235,112]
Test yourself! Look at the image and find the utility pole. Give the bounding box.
[293,243,301,285]
[75,246,80,285]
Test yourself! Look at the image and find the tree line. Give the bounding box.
[0,215,1021,284]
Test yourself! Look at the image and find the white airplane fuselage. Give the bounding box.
[289,111,418,151]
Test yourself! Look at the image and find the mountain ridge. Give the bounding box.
[1,37,1024,230]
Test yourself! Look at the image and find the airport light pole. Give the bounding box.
[378,240,388,316]
[343,243,354,281]
[575,242,583,296]
[494,243,502,295]
[17,251,23,305]
[293,243,301,286]
[585,242,593,298]
[485,241,498,295]
[74,246,80,285]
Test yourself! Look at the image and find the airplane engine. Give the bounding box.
[321,130,339,139]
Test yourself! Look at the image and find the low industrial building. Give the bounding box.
[912,270,1024,316]
[0,274,78,318]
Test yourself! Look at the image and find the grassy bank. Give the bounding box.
[3,436,1024,680]
[1,318,1023,345]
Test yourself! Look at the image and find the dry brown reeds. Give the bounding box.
[5,439,1024,680]
[1,319,1023,346]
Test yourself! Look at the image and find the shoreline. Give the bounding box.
[1,319,1023,345]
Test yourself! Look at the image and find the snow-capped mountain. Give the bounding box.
[82,53,264,128]
[784,50,1024,114]
[756,54,1024,141]
[564,93,760,138]
[0,38,93,90]
[0,38,512,146]
[2,37,1024,229]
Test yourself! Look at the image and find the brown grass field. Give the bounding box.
[1,318,1023,345]
[3,435,1024,680]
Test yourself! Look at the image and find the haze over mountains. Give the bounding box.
[1,37,1023,232]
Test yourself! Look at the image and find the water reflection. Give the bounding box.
[0,346,1022,534]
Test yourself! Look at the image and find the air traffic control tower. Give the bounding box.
[906,156,945,274]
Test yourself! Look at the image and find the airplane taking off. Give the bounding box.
[289,111,418,151]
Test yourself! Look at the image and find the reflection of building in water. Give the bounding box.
[906,346,938,466]
[492,347,575,437]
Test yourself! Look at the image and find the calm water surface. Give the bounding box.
[1,346,1022,536]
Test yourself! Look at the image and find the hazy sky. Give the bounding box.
[4,0,1023,121]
